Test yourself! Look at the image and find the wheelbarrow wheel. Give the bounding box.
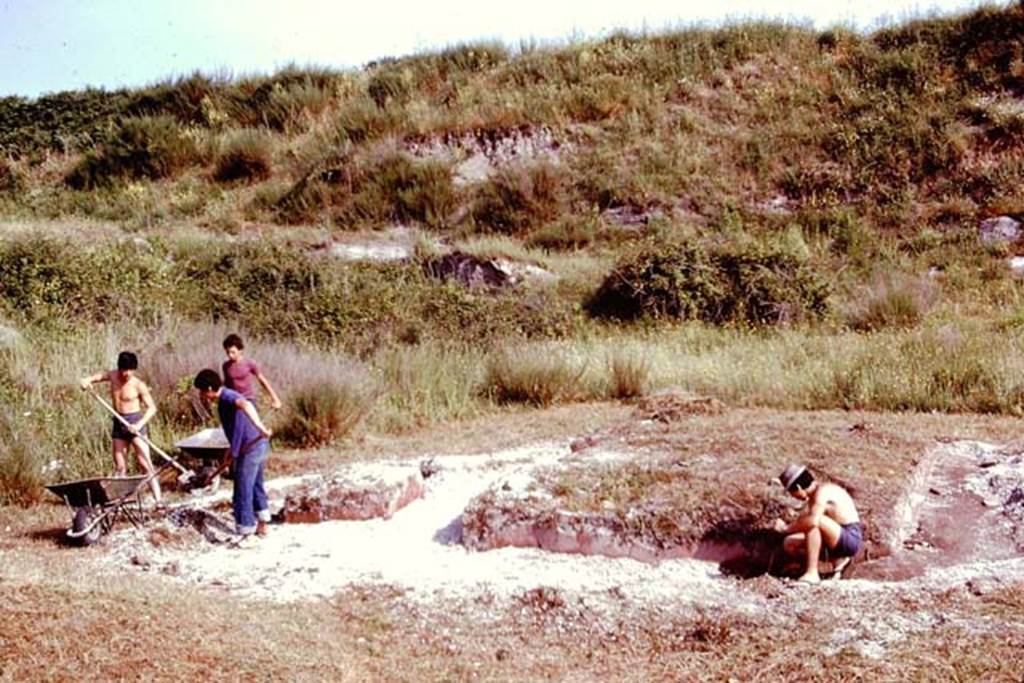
[72,507,102,546]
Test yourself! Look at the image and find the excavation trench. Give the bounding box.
[103,440,1024,603]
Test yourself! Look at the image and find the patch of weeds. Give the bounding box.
[484,345,585,406]
[845,273,936,331]
[334,97,405,143]
[64,116,200,190]
[213,128,273,183]
[526,213,602,251]
[0,157,23,194]
[277,378,378,448]
[471,162,568,235]
[0,412,42,505]
[335,154,458,229]
[606,349,651,399]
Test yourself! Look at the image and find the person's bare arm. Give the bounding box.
[79,371,110,390]
[254,370,282,411]
[236,397,273,439]
[135,380,157,430]
[777,494,828,534]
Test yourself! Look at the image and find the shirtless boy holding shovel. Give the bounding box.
[79,351,162,506]
[774,464,863,583]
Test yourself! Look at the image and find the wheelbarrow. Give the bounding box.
[175,427,232,491]
[45,473,156,546]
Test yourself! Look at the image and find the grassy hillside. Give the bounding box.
[2,4,1024,502]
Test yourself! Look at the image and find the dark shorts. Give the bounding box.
[831,521,863,558]
[111,412,148,442]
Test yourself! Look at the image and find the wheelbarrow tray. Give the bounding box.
[45,475,149,508]
[175,427,230,461]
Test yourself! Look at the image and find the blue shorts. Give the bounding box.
[831,521,863,558]
[111,412,148,442]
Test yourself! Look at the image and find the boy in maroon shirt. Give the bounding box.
[221,333,282,411]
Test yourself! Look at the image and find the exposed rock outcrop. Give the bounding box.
[423,251,511,288]
[979,215,1021,244]
[406,125,565,186]
[0,324,21,348]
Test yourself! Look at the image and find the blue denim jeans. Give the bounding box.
[233,439,270,535]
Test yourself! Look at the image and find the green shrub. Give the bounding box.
[263,82,333,132]
[336,154,457,229]
[0,88,134,159]
[526,214,601,251]
[606,349,651,399]
[845,273,936,331]
[0,412,42,505]
[277,380,376,447]
[64,115,199,189]
[0,157,21,194]
[484,345,584,406]
[334,98,404,143]
[127,73,218,124]
[471,162,567,234]
[368,68,413,108]
[0,237,172,324]
[587,238,830,325]
[372,342,484,431]
[213,128,273,183]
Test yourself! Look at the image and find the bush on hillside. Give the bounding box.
[368,68,413,109]
[0,158,22,194]
[126,73,218,125]
[526,214,601,250]
[334,154,457,229]
[845,273,936,331]
[262,82,333,131]
[64,115,199,189]
[587,239,830,325]
[213,128,273,183]
[334,98,404,143]
[471,162,567,234]
[0,237,172,323]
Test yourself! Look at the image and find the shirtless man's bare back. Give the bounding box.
[774,464,862,583]
[80,351,161,505]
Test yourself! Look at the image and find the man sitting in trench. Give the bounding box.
[773,464,863,583]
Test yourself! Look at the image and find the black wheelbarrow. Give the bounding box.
[45,473,156,546]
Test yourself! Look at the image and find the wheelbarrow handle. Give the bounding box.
[89,390,195,479]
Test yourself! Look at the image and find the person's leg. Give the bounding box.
[250,442,270,535]
[131,438,162,504]
[232,451,259,535]
[800,527,823,582]
[112,438,129,476]
[796,517,842,582]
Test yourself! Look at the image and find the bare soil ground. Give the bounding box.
[3,404,1024,681]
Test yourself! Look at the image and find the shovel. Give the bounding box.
[88,389,196,484]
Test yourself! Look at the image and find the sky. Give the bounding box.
[0,0,997,99]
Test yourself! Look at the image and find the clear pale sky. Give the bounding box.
[0,0,994,98]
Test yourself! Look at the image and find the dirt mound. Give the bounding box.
[633,394,727,422]
[280,466,424,523]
